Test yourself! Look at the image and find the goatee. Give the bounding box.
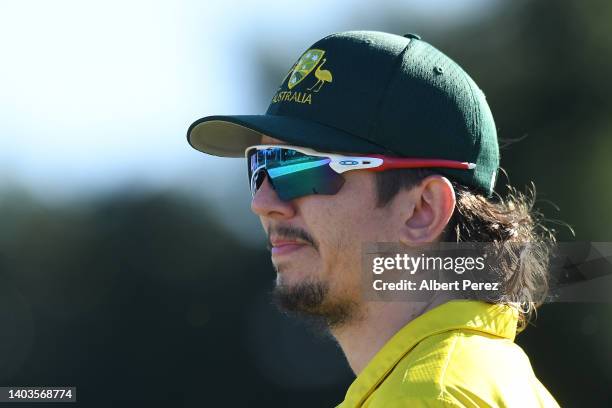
[271,280,359,329]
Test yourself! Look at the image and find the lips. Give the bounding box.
[270,238,308,256]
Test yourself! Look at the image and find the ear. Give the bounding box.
[399,176,456,246]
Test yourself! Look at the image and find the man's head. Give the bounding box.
[252,135,456,327]
[187,31,555,330]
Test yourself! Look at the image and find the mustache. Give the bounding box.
[267,224,318,251]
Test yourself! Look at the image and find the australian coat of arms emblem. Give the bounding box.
[287,49,333,92]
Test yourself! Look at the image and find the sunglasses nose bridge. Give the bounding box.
[250,167,270,197]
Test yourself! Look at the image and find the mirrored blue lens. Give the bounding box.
[247,147,345,201]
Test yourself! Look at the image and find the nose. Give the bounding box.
[250,173,296,219]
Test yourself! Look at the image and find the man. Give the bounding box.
[187,31,560,407]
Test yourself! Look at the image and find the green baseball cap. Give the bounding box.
[187,31,499,195]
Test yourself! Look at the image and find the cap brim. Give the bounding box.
[187,114,390,158]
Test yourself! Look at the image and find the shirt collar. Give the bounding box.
[341,300,519,407]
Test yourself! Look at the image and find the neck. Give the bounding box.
[331,294,449,375]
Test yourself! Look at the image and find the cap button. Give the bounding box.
[403,33,421,40]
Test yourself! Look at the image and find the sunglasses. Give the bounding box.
[246,144,476,201]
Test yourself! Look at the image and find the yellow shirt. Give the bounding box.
[336,300,559,408]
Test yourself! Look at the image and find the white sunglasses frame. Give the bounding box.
[245,144,476,199]
[245,144,476,174]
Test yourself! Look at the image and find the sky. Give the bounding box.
[0,0,499,241]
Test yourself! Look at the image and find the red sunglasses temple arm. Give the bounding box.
[366,155,476,171]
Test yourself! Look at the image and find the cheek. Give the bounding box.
[298,173,392,263]
[306,203,350,252]
[330,179,391,241]
[304,195,378,259]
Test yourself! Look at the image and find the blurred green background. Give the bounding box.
[1,0,611,406]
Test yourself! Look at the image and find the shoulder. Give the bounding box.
[366,330,559,408]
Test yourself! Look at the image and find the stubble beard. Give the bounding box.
[267,225,362,328]
[271,272,361,330]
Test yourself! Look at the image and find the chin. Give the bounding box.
[273,262,319,287]
[271,278,360,329]
[275,270,312,288]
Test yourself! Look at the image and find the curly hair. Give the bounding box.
[374,168,558,332]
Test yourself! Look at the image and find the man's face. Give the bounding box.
[250,136,403,327]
